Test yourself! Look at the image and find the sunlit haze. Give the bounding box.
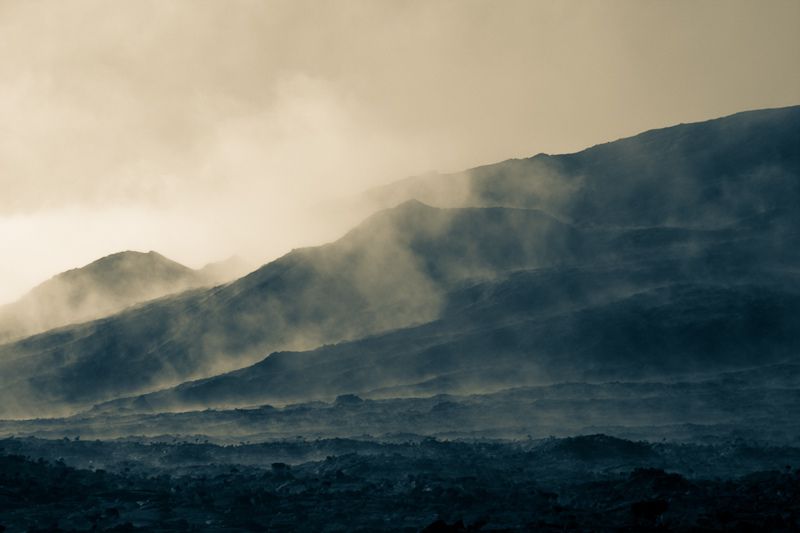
[1,0,799,303]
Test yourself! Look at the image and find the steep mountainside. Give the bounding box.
[0,106,797,419]
[0,251,247,344]
[0,252,192,343]
[98,233,800,414]
[362,106,800,226]
[0,204,587,417]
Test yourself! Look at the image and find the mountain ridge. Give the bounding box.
[359,104,800,227]
[0,106,797,419]
[0,250,249,345]
[0,202,590,417]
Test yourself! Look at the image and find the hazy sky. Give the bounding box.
[1,0,799,303]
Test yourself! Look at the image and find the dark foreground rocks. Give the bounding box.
[1,435,799,531]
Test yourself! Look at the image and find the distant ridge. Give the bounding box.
[360,104,800,227]
[0,106,797,419]
[0,202,590,417]
[0,250,244,344]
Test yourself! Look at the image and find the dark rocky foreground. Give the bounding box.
[1,435,799,532]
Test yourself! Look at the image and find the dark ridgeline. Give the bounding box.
[365,105,800,227]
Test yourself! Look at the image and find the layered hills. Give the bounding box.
[0,105,797,420]
[0,251,248,344]
[362,106,800,225]
[0,204,587,417]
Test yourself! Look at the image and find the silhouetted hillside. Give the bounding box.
[0,252,202,343]
[363,105,800,227]
[85,203,800,415]
[0,106,797,419]
[0,203,587,417]
[0,251,249,345]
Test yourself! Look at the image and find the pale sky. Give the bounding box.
[1,0,799,303]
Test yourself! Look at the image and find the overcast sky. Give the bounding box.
[1,0,799,303]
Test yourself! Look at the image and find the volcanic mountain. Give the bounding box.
[0,204,587,417]
[0,105,797,419]
[0,251,252,344]
[360,105,800,225]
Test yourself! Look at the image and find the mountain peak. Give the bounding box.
[83,250,180,268]
[0,251,205,344]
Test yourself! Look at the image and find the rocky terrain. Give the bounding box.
[1,435,799,532]
[1,106,799,531]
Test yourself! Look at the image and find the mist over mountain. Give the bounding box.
[360,106,800,226]
[0,251,248,345]
[8,362,800,444]
[98,231,800,414]
[0,106,797,421]
[2,2,798,529]
[0,252,189,343]
[0,203,588,418]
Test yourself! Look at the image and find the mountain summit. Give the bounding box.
[0,250,238,344]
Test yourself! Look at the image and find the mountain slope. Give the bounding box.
[0,251,215,344]
[196,255,253,285]
[1,106,798,419]
[362,105,800,227]
[0,203,587,418]
[8,363,799,443]
[97,252,800,414]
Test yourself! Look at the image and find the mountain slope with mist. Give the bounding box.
[97,240,800,414]
[0,106,798,420]
[0,251,248,344]
[97,105,800,415]
[6,363,799,443]
[361,105,800,226]
[0,203,584,418]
